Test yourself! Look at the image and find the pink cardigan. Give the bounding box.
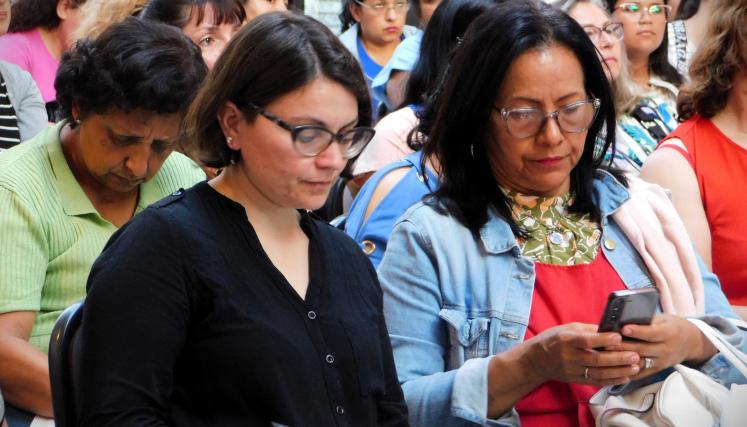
[612,177,705,316]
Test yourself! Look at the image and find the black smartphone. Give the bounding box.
[597,288,660,333]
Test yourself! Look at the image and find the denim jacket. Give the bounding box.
[378,171,746,427]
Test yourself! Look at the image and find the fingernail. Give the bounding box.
[623,326,634,335]
[631,365,640,373]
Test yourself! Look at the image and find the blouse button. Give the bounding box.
[604,239,616,250]
[361,240,376,255]
[307,311,317,320]
[549,231,564,246]
[336,405,345,415]
[325,354,335,364]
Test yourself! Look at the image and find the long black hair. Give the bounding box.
[421,0,624,236]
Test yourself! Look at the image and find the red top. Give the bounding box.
[516,251,627,427]
[659,115,747,305]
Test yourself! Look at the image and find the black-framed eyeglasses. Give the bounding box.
[495,99,601,139]
[583,22,625,44]
[247,103,375,158]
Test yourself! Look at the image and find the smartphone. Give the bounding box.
[597,288,660,333]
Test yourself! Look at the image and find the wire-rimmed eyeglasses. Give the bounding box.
[353,0,410,15]
[248,103,375,158]
[494,99,601,139]
[615,2,671,17]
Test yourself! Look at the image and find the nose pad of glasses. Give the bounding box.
[540,114,564,143]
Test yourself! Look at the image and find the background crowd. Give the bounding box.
[0,0,745,426]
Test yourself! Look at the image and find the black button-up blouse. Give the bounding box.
[77,181,408,426]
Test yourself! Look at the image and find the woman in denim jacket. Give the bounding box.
[378,2,746,426]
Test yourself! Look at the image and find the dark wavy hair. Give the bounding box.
[421,1,624,236]
[55,17,208,127]
[140,0,246,29]
[677,0,746,120]
[9,0,87,32]
[402,0,497,115]
[183,12,370,168]
[604,0,682,87]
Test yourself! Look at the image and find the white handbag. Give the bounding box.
[589,318,747,427]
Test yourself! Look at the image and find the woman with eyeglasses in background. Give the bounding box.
[77,12,408,426]
[561,0,674,172]
[339,0,420,121]
[378,2,746,426]
[606,1,681,133]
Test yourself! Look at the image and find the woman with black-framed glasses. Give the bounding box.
[77,12,408,426]
[376,2,745,426]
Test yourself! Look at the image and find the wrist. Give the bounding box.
[684,322,718,365]
[491,341,545,388]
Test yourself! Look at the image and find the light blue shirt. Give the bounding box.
[379,170,746,426]
[371,32,423,110]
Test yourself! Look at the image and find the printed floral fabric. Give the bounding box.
[505,190,602,265]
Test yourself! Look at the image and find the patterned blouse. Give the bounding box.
[608,78,679,173]
[505,190,602,266]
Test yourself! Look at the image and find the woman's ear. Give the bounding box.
[349,2,362,23]
[57,0,76,20]
[217,101,245,145]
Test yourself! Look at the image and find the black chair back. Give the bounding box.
[48,302,84,427]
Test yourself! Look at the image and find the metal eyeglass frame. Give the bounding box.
[494,98,602,139]
[353,0,410,14]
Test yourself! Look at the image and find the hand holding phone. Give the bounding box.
[598,288,659,333]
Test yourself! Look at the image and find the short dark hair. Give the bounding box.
[604,0,682,87]
[140,0,246,29]
[403,0,498,113]
[183,12,370,168]
[55,17,208,126]
[9,0,87,33]
[421,0,624,236]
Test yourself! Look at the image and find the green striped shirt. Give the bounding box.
[0,121,206,352]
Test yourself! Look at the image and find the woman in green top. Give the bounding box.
[0,18,206,420]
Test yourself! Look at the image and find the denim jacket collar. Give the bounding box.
[478,170,631,255]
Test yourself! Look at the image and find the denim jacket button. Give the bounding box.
[325,354,335,364]
[362,240,376,255]
[604,239,616,250]
[335,405,345,415]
